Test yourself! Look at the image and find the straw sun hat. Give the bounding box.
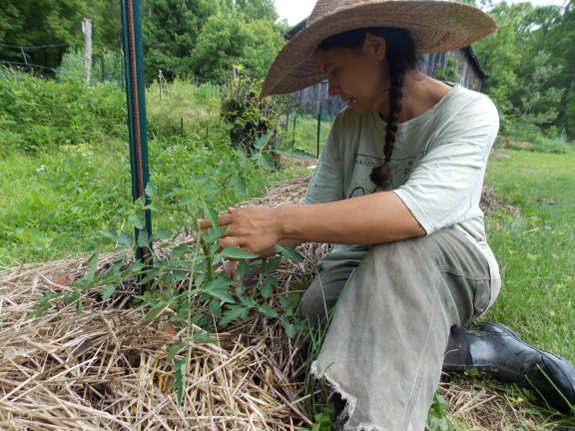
[261,0,496,98]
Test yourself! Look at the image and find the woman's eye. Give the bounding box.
[330,70,337,77]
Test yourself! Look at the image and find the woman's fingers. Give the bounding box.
[199,206,282,254]
[198,210,234,231]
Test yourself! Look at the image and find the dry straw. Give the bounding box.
[0,175,559,430]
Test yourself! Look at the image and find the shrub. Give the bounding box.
[221,71,282,169]
[0,68,126,153]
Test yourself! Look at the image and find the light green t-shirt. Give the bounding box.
[302,84,501,304]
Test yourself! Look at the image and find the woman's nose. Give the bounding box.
[327,79,340,97]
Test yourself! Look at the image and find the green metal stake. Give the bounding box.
[285,108,290,133]
[181,117,184,138]
[316,109,322,158]
[121,0,153,282]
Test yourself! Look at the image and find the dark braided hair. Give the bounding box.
[317,28,418,188]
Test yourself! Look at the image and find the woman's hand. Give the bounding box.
[200,206,284,255]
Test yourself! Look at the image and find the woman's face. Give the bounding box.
[314,35,389,114]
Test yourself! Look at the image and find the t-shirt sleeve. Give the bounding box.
[301,123,346,205]
[393,96,499,234]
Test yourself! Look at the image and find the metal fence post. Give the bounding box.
[121,0,153,284]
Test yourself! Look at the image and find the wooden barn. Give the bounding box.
[282,20,489,116]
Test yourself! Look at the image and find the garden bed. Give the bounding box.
[0,175,562,431]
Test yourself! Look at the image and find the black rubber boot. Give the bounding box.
[442,322,575,414]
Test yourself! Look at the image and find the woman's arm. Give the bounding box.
[207,191,425,255]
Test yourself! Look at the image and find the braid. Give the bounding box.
[370,53,405,188]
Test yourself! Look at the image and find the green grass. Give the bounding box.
[0,77,321,266]
[285,113,332,158]
[483,150,575,362]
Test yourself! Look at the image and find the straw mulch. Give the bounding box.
[0,242,334,430]
[0,173,567,431]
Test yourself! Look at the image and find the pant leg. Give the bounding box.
[310,229,492,431]
[300,261,360,327]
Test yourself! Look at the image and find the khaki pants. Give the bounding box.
[303,229,492,431]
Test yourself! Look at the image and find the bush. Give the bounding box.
[497,121,573,154]
[58,48,124,85]
[0,68,126,154]
[221,71,282,169]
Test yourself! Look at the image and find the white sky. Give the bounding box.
[275,0,568,26]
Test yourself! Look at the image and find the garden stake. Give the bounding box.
[121,0,153,292]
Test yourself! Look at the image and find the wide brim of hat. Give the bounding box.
[261,0,496,98]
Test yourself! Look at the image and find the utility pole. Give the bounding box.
[82,18,93,84]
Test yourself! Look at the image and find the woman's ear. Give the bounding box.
[364,32,387,61]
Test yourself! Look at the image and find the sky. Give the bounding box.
[274,0,568,26]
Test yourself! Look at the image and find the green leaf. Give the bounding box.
[193,330,219,343]
[101,284,116,300]
[258,303,278,318]
[219,305,249,327]
[172,357,187,405]
[137,231,149,248]
[143,300,169,324]
[203,225,227,244]
[199,183,222,197]
[464,367,479,377]
[287,291,303,308]
[28,308,45,319]
[285,149,316,159]
[231,174,246,196]
[202,278,236,302]
[68,290,81,303]
[253,129,274,150]
[217,246,258,260]
[274,244,303,263]
[171,243,189,257]
[259,256,280,275]
[129,214,145,229]
[155,228,172,240]
[167,340,184,361]
[259,277,276,298]
[207,287,235,304]
[209,297,223,318]
[202,201,219,228]
[76,300,83,315]
[145,182,157,197]
[250,152,275,171]
[282,321,297,338]
[235,259,251,278]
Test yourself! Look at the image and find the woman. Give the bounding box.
[202,0,575,429]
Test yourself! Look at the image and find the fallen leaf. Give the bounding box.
[52,274,76,286]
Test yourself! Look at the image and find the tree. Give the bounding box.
[0,0,121,70]
[189,14,284,81]
[538,0,575,136]
[509,51,563,133]
[234,0,278,22]
[473,2,529,112]
[141,0,218,80]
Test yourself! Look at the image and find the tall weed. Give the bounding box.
[0,68,126,154]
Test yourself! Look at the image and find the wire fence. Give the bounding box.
[0,42,224,87]
[1,41,331,154]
